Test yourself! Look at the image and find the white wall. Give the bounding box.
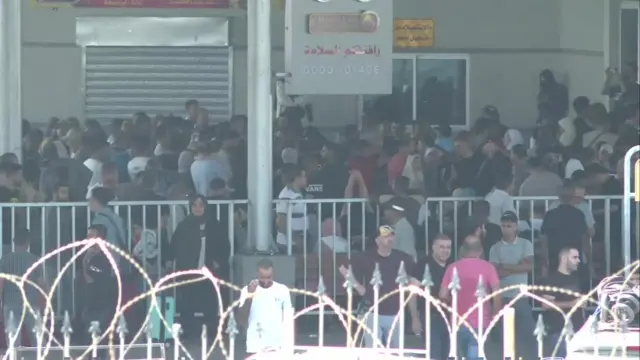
[20,0,611,131]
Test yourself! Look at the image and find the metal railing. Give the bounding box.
[0,195,636,318]
[1,238,638,359]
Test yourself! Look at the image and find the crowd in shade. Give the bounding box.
[0,65,637,358]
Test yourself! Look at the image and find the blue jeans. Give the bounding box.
[427,313,450,360]
[364,314,400,348]
[510,298,538,360]
[456,326,480,360]
[544,332,567,358]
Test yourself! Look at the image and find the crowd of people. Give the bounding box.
[0,64,638,357]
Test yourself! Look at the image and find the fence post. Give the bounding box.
[475,275,486,359]
[201,324,208,360]
[171,323,182,360]
[117,315,128,360]
[61,311,73,360]
[447,268,460,359]
[144,321,153,360]
[226,311,239,359]
[396,261,408,356]
[344,266,356,348]
[89,321,101,360]
[421,264,433,356]
[317,276,326,347]
[32,310,43,360]
[503,307,515,358]
[370,263,382,348]
[6,311,16,360]
[534,313,546,359]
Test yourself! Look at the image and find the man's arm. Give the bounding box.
[438,267,453,302]
[487,267,503,316]
[500,240,535,274]
[236,287,252,329]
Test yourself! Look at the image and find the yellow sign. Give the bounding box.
[633,159,640,202]
[394,19,434,48]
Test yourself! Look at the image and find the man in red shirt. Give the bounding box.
[439,236,502,359]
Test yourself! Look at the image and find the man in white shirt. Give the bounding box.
[237,259,292,356]
[485,174,516,225]
[275,165,308,253]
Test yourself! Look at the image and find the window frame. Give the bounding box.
[619,1,640,82]
[358,54,471,129]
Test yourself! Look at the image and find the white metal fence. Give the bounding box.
[0,196,637,318]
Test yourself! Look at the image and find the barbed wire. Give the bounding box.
[2,238,639,359]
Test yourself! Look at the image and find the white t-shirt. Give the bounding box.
[485,188,516,225]
[84,158,103,189]
[275,187,306,246]
[239,282,292,353]
[564,158,584,179]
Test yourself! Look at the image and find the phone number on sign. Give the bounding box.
[302,65,381,75]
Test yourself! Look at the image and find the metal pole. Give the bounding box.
[0,0,22,159]
[249,0,273,252]
[247,0,257,245]
[622,145,640,276]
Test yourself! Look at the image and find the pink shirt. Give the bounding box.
[387,153,408,187]
[441,258,500,330]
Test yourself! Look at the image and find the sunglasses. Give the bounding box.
[379,225,395,237]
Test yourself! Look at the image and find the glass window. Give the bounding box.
[362,58,414,123]
[620,7,639,78]
[416,58,467,126]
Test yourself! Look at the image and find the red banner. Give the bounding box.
[57,0,235,8]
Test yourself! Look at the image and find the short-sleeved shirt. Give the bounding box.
[275,187,306,245]
[541,204,588,257]
[548,200,595,229]
[0,250,42,309]
[489,238,534,298]
[351,249,418,315]
[392,218,417,261]
[538,271,584,333]
[441,258,500,330]
[485,188,516,225]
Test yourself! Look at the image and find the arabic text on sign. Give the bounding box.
[393,19,434,48]
[303,45,381,57]
[302,65,381,76]
[307,12,379,34]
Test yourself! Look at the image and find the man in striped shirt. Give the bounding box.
[0,229,46,347]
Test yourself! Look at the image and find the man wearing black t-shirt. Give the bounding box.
[539,247,584,358]
[540,181,591,276]
[416,234,452,360]
[0,162,23,252]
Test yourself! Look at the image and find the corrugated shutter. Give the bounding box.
[84,46,231,122]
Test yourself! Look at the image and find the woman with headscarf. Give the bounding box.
[537,69,569,123]
[169,194,230,339]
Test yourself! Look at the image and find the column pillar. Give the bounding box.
[248,0,273,252]
[0,0,22,159]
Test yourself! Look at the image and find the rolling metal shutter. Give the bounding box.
[84,46,231,122]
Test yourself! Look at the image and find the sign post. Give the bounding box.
[284,0,393,95]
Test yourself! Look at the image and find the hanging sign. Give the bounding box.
[35,0,232,8]
[284,0,393,95]
[394,19,434,48]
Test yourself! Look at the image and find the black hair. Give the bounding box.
[101,161,119,174]
[438,124,452,137]
[88,224,108,239]
[511,144,527,159]
[394,176,410,192]
[257,258,273,270]
[573,96,590,113]
[526,156,544,169]
[185,99,199,110]
[90,187,115,206]
[13,228,31,247]
[283,165,305,184]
